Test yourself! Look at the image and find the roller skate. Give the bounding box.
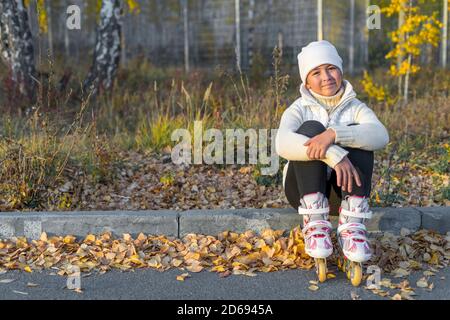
[298,192,333,283]
[336,195,373,286]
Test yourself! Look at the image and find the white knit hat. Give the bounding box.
[297,40,343,84]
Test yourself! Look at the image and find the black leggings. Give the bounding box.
[284,120,374,210]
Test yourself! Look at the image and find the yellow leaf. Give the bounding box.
[172,259,183,267]
[212,265,227,272]
[123,233,132,242]
[105,252,116,260]
[261,245,275,258]
[84,234,96,243]
[63,235,76,244]
[24,266,32,273]
[238,240,252,251]
[129,255,143,265]
[429,252,440,265]
[176,273,190,281]
[148,258,160,268]
[184,252,201,260]
[40,232,48,242]
[137,233,147,242]
[392,294,402,300]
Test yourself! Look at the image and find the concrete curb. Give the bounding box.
[0,206,448,239]
[0,210,179,239]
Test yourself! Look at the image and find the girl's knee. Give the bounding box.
[296,120,326,137]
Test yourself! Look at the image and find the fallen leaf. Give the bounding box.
[176,272,190,281]
[63,235,76,244]
[423,270,435,277]
[186,263,203,273]
[84,234,96,243]
[391,294,402,300]
[12,290,28,295]
[351,291,361,300]
[27,282,39,287]
[308,285,319,291]
[392,268,410,278]
[0,279,16,284]
[40,232,48,242]
[400,292,415,300]
[219,270,232,278]
[416,277,428,288]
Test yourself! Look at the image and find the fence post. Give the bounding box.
[247,0,255,70]
[349,0,355,74]
[364,0,370,67]
[317,0,323,41]
[441,0,448,68]
[183,0,189,73]
[235,0,241,71]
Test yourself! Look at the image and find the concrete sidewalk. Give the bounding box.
[0,206,448,239]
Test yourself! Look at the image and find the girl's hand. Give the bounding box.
[303,128,336,160]
[333,156,362,193]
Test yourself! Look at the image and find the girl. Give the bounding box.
[275,40,389,285]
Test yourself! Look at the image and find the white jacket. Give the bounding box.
[275,80,389,188]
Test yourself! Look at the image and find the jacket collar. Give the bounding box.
[299,80,357,114]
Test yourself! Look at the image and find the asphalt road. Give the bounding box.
[0,264,448,300]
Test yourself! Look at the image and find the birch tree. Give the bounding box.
[0,0,36,99]
[82,0,123,96]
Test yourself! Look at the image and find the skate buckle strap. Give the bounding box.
[337,222,367,239]
[298,206,330,216]
[339,207,372,220]
[302,220,332,240]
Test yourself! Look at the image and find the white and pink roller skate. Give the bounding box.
[336,195,373,286]
[298,192,333,282]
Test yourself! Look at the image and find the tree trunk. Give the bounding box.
[0,0,36,99]
[82,0,122,96]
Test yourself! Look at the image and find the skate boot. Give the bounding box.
[298,192,333,282]
[336,195,373,286]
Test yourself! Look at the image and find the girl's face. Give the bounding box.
[306,64,342,96]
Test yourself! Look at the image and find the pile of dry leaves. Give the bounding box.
[0,227,448,299]
[3,148,447,212]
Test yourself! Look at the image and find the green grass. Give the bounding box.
[0,52,448,210]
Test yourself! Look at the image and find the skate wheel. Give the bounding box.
[336,257,342,271]
[350,262,362,287]
[315,258,327,283]
[342,259,351,279]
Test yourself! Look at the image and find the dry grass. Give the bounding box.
[0,52,448,210]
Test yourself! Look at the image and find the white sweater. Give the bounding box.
[275,80,389,186]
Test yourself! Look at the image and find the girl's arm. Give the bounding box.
[275,106,349,168]
[328,103,390,150]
